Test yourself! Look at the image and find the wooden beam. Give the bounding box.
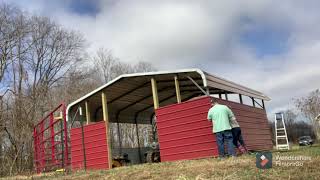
[101,92,112,169]
[174,76,181,103]
[151,78,159,109]
[85,101,91,125]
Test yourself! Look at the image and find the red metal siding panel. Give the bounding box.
[156,97,218,162]
[156,96,273,162]
[70,121,109,170]
[212,98,273,151]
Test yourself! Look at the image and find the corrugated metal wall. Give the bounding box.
[156,96,272,162]
[212,97,273,151]
[156,97,218,162]
[70,121,110,170]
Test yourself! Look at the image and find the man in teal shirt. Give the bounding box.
[207,100,236,158]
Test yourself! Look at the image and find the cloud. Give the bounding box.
[5,0,320,118]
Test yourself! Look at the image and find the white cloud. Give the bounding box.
[6,0,320,118]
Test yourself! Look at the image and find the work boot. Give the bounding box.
[238,145,247,154]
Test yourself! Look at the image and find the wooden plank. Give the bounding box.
[101,92,112,169]
[85,101,91,125]
[174,76,181,103]
[151,78,159,109]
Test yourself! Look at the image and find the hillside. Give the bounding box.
[4,145,320,180]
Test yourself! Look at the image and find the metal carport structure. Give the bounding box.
[66,68,271,169]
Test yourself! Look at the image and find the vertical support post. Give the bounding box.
[174,76,181,103]
[40,121,45,171]
[150,113,156,141]
[33,128,39,173]
[239,94,243,104]
[50,114,55,165]
[79,107,87,171]
[62,105,69,168]
[225,93,228,101]
[85,101,91,125]
[274,114,278,149]
[134,114,142,163]
[219,93,222,99]
[151,78,159,109]
[102,92,113,169]
[116,114,122,155]
[60,112,64,169]
[262,99,265,109]
[251,97,255,107]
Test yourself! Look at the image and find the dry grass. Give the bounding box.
[3,145,320,180]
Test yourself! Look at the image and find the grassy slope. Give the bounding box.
[5,145,320,180]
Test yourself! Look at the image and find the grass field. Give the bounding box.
[4,145,320,180]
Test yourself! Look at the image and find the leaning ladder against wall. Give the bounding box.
[275,113,290,150]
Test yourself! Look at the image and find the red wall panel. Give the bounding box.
[70,121,110,170]
[156,96,273,162]
[212,98,273,151]
[156,97,218,162]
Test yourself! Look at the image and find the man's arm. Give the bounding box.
[226,106,236,120]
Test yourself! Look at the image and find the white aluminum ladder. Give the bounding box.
[275,113,290,150]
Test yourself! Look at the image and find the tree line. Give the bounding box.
[0,3,155,176]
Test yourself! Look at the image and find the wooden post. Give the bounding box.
[174,76,181,103]
[151,78,159,109]
[225,93,228,101]
[85,101,91,125]
[239,94,243,104]
[101,92,112,169]
[262,99,265,109]
[219,93,222,99]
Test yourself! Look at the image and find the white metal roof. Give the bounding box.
[66,68,270,123]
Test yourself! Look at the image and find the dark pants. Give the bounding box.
[231,127,245,148]
[215,130,236,157]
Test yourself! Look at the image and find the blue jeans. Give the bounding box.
[215,130,236,157]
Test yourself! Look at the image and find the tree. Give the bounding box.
[93,48,156,84]
[295,89,320,140]
[134,61,156,72]
[283,109,297,141]
[0,4,20,82]
[0,3,85,175]
[93,48,119,83]
[0,3,157,176]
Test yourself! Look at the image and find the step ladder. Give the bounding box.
[275,113,290,150]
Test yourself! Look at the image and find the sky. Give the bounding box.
[4,0,320,118]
